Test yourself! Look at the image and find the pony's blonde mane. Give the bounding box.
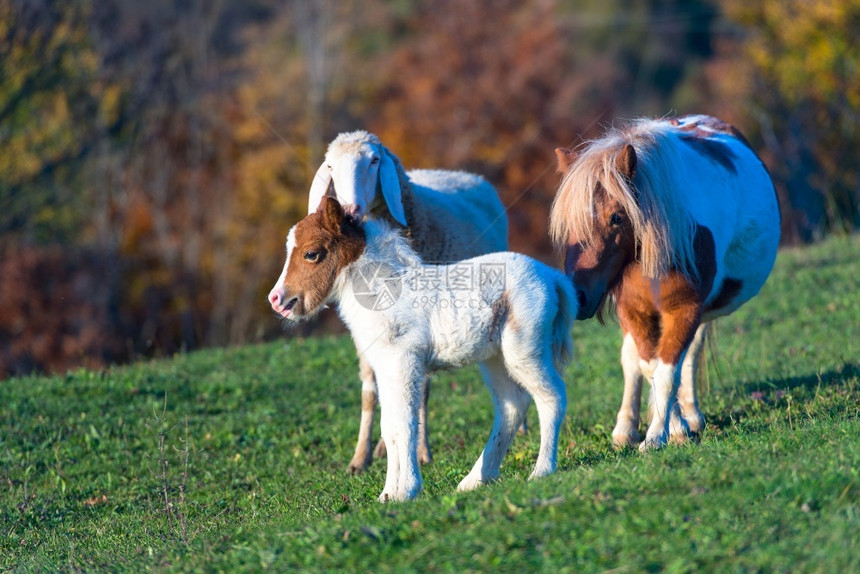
[549,119,699,280]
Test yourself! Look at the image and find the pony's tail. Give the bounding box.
[551,278,576,372]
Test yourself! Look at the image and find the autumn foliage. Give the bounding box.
[1,0,858,377]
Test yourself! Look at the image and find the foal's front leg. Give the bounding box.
[374,375,433,465]
[375,358,423,502]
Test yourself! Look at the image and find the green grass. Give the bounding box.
[3,234,859,572]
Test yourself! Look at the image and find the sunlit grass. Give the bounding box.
[2,235,859,571]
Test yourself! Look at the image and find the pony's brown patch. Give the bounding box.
[706,278,743,313]
[282,197,366,317]
[671,115,748,143]
[679,135,738,174]
[615,224,717,365]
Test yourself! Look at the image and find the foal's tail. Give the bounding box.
[551,277,576,372]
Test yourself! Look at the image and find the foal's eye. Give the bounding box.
[609,212,625,227]
[304,251,319,262]
[370,156,380,165]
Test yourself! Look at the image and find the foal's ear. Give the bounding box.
[555,147,578,173]
[320,196,345,232]
[616,144,637,180]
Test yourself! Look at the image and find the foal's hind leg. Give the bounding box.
[374,375,432,465]
[612,333,644,449]
[505,355,567,481]
[458,357,531,492]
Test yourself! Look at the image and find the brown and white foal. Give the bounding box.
[270,197,575,501]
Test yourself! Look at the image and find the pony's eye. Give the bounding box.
[609,212,625,227]
[370,156,380,165]
[304,251,319,262]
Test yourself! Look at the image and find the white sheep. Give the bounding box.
[295,130,508,473]
[271,197,575,501]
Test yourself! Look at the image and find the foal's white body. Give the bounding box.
[318,220,575,501]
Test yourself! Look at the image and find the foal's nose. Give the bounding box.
[268,288,284,309]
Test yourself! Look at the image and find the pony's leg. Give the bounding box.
[458,357,531,492]
[675,322,708,439]
[347,353,377,474]
[375,357,423,502]
[374,375,433,465]
[640,361,681,451]
[641,309,701,451]
[612,333,644,448]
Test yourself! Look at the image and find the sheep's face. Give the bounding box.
[325,140,384,218]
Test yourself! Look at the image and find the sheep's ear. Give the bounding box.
[308,163,333,214]
[379,149,407,226]
[320,196,344,232]
[555,147,578,173]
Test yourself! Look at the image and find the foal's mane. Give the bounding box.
[359,218,423,270]
[550,119,699,280]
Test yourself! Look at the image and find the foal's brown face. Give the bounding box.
[559,144,638,321]
[269,197,365,320]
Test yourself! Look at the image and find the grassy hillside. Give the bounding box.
[2,235,859,572]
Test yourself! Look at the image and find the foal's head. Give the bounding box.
[268,197,366,321]
[552,144,639,320]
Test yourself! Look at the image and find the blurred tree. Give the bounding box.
[711,0,860,242]
[0,0,119,243]
[369,0,717,256]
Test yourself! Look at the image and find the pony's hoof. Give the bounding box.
[373,439,387,459]
[684,415,705,435]
[668,433,689,446]
[638,435,667,452]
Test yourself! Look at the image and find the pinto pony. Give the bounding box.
[271,197,575,501]
[550,115,780,450]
